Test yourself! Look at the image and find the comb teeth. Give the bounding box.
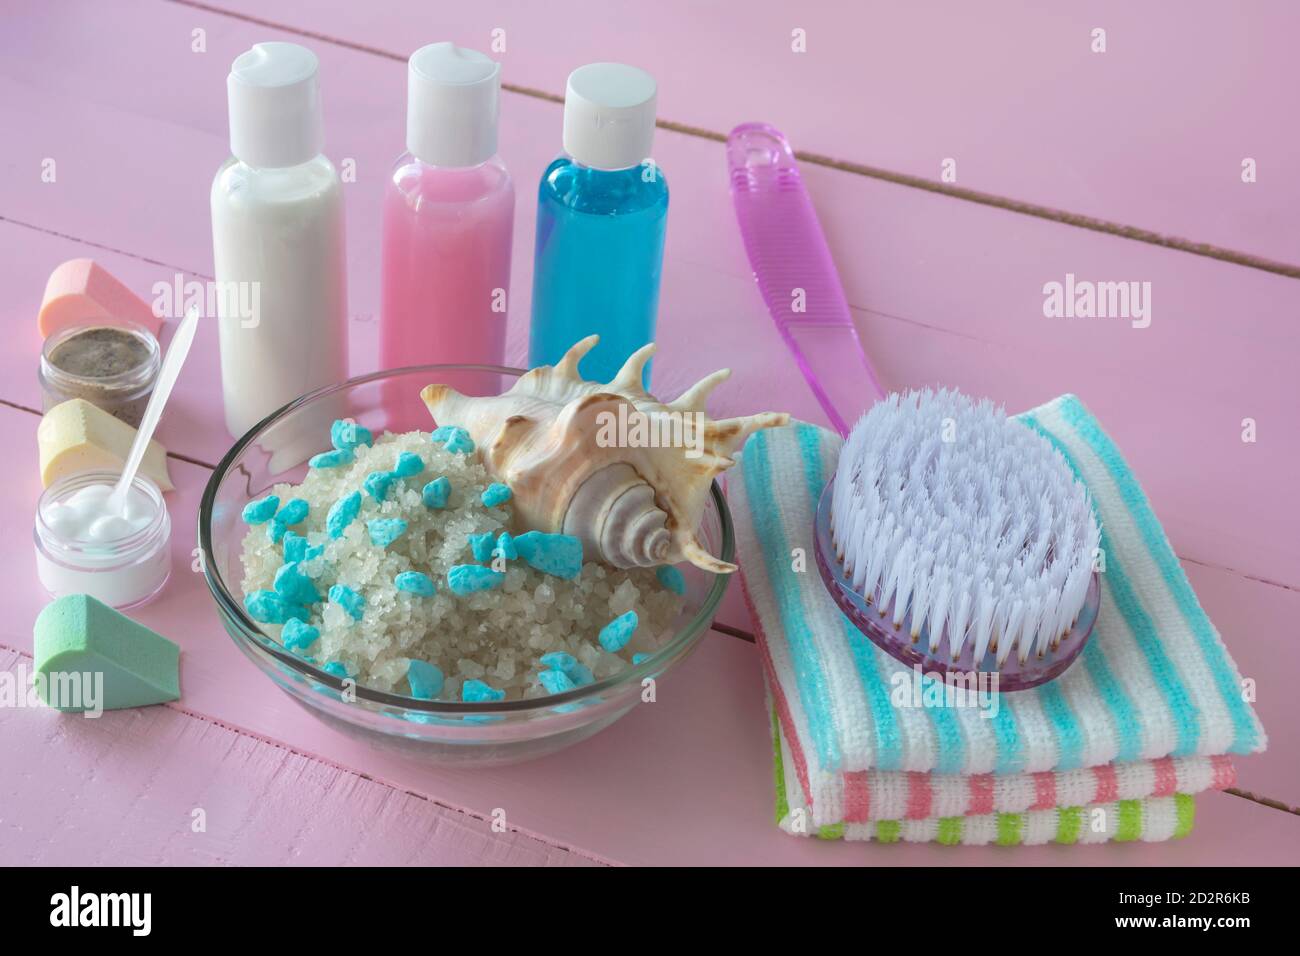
[830,389,1100,669]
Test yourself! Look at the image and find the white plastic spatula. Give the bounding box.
[106,307,200,514]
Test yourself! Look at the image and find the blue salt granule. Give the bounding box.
[326,490,362,539]
[277,498,310,526]
[367,518,409,548]
[447,564,505,595]
[493,531,517,561]
[281,618,320,653]
[330,419,373,451]
[241,495,280,525]
[632,653,651,666]
[539,651,577,672]
[480,483,512,507]
[406,659,444,699]
[322,661,351,679]
[431,424,476,454]
[267,497,311,543]
[283,532,307,563]
[422,476,450,509]
[538,669,576,695]
[655,564,686,595]
[328,584,365,621]
[274,562,321,605]
[538,651,594,686]
[599,610,639,652]
[467,532,495,562]
[282,532,323,564]
[513,531,583,579]
[362,452,421,505]
[364,470,396,502]
[245,590,308,624]
[461,679,505,703]
[309,448,355,469]
[394,571,436,596]
[392,451,424,477]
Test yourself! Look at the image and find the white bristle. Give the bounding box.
[830,389,1100,666]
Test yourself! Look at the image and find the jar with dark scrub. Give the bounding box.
[39,322,161,427]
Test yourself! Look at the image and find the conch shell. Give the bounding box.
[421,336,789,573]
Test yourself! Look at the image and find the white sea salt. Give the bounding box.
[240,429,684,700]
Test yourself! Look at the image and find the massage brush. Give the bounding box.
[729,123,1101,689]
[812,391,1101,689]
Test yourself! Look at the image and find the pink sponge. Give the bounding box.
[39,258,162,338]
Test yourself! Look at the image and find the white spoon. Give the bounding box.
[106,306,200,515]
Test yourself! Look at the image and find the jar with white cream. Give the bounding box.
[34,470,171,609]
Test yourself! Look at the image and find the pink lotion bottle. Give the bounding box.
[381,43,513,391]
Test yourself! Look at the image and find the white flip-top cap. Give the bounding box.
[227,42,323,168]
[562,63,657,171]
[407,42,501,168]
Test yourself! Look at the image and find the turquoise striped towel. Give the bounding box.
[730,395,1266,778]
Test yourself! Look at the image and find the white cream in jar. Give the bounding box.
[34,470,171,608]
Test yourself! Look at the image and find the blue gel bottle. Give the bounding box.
[528,63,668,386]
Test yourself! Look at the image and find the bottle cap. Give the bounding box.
[562,63,657,171]
[227,43,324,169]
[406,42,501,167]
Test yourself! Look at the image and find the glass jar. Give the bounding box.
[39,322,161,427]
[34,470,172,609]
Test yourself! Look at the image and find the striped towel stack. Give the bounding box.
[731,395,1266,845]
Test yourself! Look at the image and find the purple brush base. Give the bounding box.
[812,476,1100,692]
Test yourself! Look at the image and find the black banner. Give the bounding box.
[7,865,1286,938]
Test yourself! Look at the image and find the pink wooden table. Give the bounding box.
[1,0,1297,865]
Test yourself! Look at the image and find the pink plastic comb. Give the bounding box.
[728,123,1098,690]
[727,122,884,435]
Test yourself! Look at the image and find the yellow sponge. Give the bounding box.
[38,398,173,490]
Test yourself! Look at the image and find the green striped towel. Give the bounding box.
[771,702,1197,844]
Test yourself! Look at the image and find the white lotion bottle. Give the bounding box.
[211,42,348,438]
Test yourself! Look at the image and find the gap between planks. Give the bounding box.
[0,395,219,470]
[164,0,1300,281]
[0,213,213,282]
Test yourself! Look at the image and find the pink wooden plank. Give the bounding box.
[0,648,602,866]
[1,0,1295,592]
[1180,561,1299,804]
[2,631,1295,866]
[3,404,1295,863]
[184,0,1300,268]
[0,1,1296,865]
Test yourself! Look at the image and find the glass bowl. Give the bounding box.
[199,364,733,766]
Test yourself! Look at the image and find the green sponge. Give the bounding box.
[34,594,180,712]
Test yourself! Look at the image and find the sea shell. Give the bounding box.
[421,336,789,573]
